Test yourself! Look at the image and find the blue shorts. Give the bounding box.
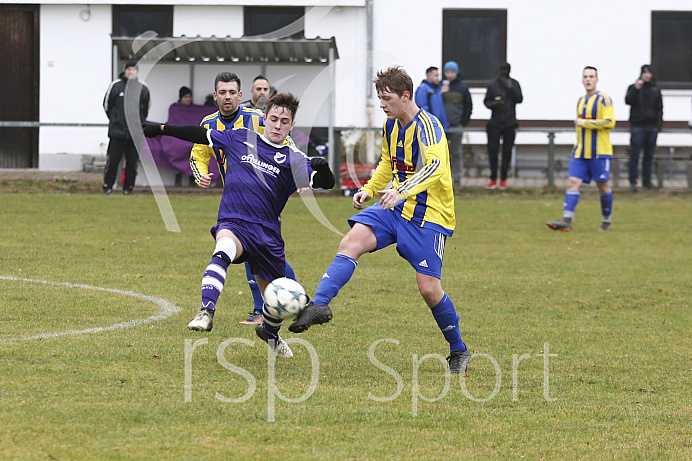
[348,206,446,278]
[568,157,611,184]
[211,219,285,282]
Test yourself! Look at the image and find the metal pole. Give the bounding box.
[547,131,555,188]
[328,45,339,189]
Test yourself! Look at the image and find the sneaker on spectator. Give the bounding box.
[499,180,507,190]
[485,180,497,190]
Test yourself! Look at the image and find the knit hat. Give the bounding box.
[443,61,459,73]
[124,60,137,70]
[640,64,653,75]
[179,86,192,99]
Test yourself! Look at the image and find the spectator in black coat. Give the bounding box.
[102,61,150,195]
[625,64,663,191]
[484,62,522,190]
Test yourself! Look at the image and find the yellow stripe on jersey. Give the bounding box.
[573,91,615,159]
[361,109,456,235]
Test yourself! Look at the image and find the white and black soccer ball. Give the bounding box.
[263,277,308,320]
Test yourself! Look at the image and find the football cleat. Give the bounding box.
[255,325,293,358]
[598,222,612,232]
[546,220,572,231]
[188,309,214,332]
[239,311,264,325]
[447,350,471,374]
[288,302,333,333]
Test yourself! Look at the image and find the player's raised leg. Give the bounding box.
[289,223,376,333]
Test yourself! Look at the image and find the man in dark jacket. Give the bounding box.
[102,60,151,195]
[441,61,472,187]
[484,62,523,190]
[625,64,663,191]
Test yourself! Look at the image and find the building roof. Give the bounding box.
[112,35,338,64]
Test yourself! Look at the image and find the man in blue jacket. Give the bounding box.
[415,66,449,132]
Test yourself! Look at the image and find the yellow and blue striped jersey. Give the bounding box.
[572,91,615,159]
[361,109,456,236]
[189,107,265,185]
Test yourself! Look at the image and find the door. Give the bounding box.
[0,5,39,168]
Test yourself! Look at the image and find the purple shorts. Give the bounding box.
[210,219,286,282]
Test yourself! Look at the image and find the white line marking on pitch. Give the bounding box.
[0,276,182,342]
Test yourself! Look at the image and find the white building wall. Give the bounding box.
[30,0,692,168]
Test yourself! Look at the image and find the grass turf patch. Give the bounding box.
[0,191,690,460]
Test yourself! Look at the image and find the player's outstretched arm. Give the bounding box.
[143,122,209,145]
[310,157,335,189]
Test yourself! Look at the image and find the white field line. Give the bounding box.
[0,276,182,342]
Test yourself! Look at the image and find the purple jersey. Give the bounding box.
[207,127,315,234]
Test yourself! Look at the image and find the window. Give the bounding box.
[244,6,304,39]
[652,11,692,89]
[112,5,173,37]
[442,9,507,87]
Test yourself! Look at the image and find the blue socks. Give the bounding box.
[430,293,466,352]
[563,190,580,221]
[600,190,613,223]
[313,254,358,306]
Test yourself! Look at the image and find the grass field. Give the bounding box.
[0,186,690,460]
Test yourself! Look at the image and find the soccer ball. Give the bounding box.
[263,277,309,320]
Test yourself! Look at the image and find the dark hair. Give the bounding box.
[265,92,300,121]
[373,66,414,97]
[500,62,511,74]
[425,66,438,75]
[253,75,269,84]
[583,66,598,76]
[178,86,192,100]
[214,72,241,91]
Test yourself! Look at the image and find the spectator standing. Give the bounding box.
[440,61,472,187]
[547,66,615,232]
[414,66,449,132]
[241,75,271,111]
[483,62,523,190]
[102,61,150,195]
[625,64,663,191]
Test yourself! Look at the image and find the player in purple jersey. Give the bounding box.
[143,93,335,357]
